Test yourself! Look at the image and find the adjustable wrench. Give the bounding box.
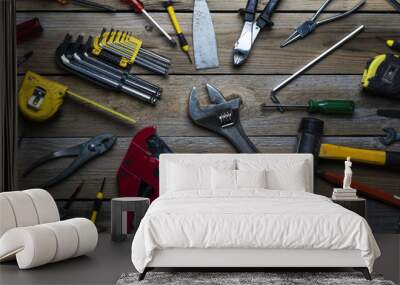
[380,128,400,146]
[188,84,258,153]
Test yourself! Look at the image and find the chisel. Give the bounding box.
[261,99,355,115]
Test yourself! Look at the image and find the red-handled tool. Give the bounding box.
[17,18,43,44]
[122,0,176,46]
[317,170,400,208]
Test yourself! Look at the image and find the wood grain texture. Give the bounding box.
[16,13,400,75]
[15,2,400,205]
[17,136,400,199]
[17,0,396,12]
[17,75,400,137]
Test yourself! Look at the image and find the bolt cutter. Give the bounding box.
[233,0,281,66]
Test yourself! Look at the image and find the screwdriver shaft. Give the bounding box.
[271,25,364,103]
[141,9,176,46]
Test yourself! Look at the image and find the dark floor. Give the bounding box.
[0,233,134,285]
[1,234,398,285]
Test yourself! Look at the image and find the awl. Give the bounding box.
[123,0,176,46]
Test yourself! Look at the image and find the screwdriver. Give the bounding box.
[261,99,355,115]
[123,0,176,46]
[163,0,192,63]
[57,0,116,12]
[386,39,400,51]
[90,177,106,224]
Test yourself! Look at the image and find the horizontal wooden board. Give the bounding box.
[16,13,400,75]
[17,0,396,12]
[17,75,400,138]
[17,136,400,199]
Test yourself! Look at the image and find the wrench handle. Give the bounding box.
[222,124,259,153]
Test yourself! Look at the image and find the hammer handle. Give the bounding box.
[320,144,387,166]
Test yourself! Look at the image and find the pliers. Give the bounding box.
[233,0,281,66]
[281,0,366,48]
[23,134,117,189]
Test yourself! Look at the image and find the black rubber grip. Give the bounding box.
[256,0,280,29]
[177,33,188,48]
[244,0,258,22]
[98,50,126,68]
[386,151,400,169]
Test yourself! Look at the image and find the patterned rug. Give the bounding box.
[116,271,396,285]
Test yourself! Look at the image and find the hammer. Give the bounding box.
[297,117,400,168]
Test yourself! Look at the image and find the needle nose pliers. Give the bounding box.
[281,0,365,48]
[23,134,117,189]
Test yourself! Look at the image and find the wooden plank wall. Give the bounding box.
[16,1,400,225]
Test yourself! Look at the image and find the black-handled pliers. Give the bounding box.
[281,0,366,48]
[23,134,117,189]
[233,0,281,66]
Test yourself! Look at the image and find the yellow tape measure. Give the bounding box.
[18,71,136,125]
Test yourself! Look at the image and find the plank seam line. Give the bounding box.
[19,135,387,139]
[16,10,399,14]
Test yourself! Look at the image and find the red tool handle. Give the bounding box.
[17,18,43,44]
[317,170,400,208]
[122,0,144,13]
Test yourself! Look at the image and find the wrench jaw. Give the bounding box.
[206,84,226,104]
[188,87,207,123]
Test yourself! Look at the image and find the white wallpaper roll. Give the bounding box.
[65,218,98,257]
[0,226,57,269]
[1,192,39,227]
[23,189,60,223]
[0,196,17,238]
[42,221,79,262]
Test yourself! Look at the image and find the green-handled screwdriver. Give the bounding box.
[261,99,355,115]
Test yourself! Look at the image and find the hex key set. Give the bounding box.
[55,34,163,105]
[92,29,171,75]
